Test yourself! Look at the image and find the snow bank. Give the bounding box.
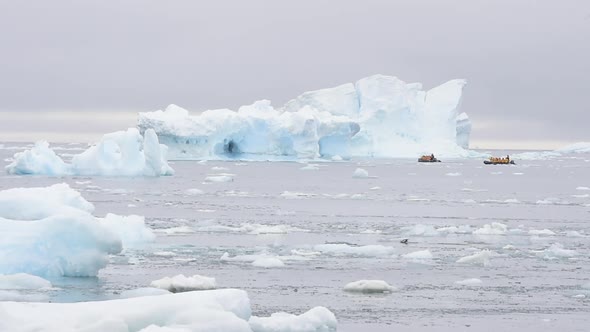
[249,307,337,332]
[456,249,494,266]
[0,274,51,290]
[343,280,395,293]
[138,75,476,160]
[0,184,154,277]
[150,274,217,292]
[6,128,174,177]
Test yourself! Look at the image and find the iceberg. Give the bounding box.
[0,184,154,277]
[138,75,474,160]
[5,128,174,177]
[0,289,337,332]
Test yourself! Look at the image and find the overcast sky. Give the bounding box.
[0,1,588,148]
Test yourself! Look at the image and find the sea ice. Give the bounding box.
[343,280,395,293]
[251,257,285,268]
[5,128,174,177]
[454,278,483,286]
[150,274,217,292]
[0,273,52,290]
[352,168,369,178]
[456,249,494,266]
[138,75,475,160]
[473,222,508,235]
[313,244,395,257]
[0,184,154,277]
[119,287,171,299]
[249,306,337,332]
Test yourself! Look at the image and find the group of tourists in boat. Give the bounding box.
[417,154,515,165]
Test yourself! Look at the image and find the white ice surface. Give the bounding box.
[0,274,52,290]
[0,184,155,277]
[150,274,217,292]
[138,75,476,160]
[343,280,395,293]
[6,128,174,177]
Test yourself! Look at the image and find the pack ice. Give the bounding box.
[0,183,155,277]
[138,75,473,159]
[5,128,174,176]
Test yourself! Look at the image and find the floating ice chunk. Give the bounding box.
[352,168,369,178]
[150,274,217,292]
[446,172,461,177]
[403,224,440,237]
[280,191,316,199]
[0,290,49,302]
[0,184,155,277]
[462,199,477,204]
[4,141,70,175]
[251,257,285,268]
[0,183,94,220]
[0,273,51,290]
[528,229,556,236]
[97,214,156,248]
[185,188,204,195]
[565,230,586,238]
[576,186,590,191]
[331,155,343,161]
[454,278,482,286]
[437,225,473,234]
[300,164,320,171]
[473,222,508,235]
[205,174,234,182]
[456,249,494,266]
[197,223,307,234]
[369,186,381,190]
[119,287,171,299]
[7,128,174,177]
[556,142,590,154]
[154,226,195,235]
[313,244,395,257]
[403,250,433,262]
[211,166,229,171]
[504,198,520,204]
[343,280,395,293]
[538,243,578,259]
[249,306,337,332]
[0,289,253,331]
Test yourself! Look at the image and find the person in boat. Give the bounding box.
[430,153,435,161]
[506,155,510,162]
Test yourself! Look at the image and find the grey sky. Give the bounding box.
[0,1,589,148]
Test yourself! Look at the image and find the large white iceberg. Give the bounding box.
[5,128,174,176]
[0,289,337,332]
[138,75,474,160]
[0,183,155,277]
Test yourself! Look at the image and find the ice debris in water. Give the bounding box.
[454,278,483,286]
[138,75,476,160]
[352,168,370,178]
[0,183,155,277]
[5,128,174,177]
[249,306,338,332]
[456,249,494,266]
[537,243,578,259]
[251,257,285,268]
[473,222,508,235]
[403,250,434,263]
[150,274,217,292]
[313,243,395,257]
[343,280,396,293]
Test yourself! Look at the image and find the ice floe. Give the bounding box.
[343,280,396,293]
[150,274,217,292]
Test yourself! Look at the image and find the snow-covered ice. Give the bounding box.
[6,128,174,176]
[150,274,217,292]
[454,278,483,286]
[456,250,494,266]
[251,257,285,268]
[352,168,369,178]
[138,75,476,160]
[0,273,52,290]
[343,280,396,293]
